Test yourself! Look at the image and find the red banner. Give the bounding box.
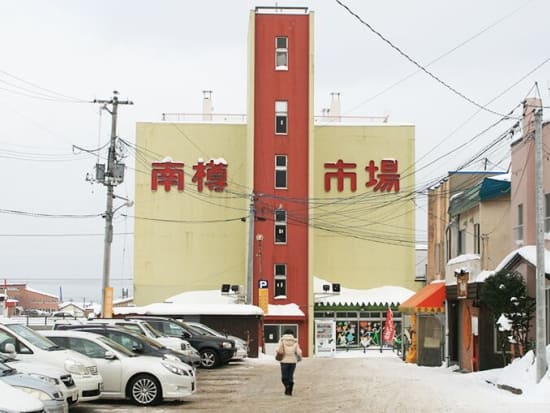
[383,307,395,343]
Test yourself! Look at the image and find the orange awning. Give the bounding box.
[399,282,446,314]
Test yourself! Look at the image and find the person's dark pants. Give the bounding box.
[280,363,296,395]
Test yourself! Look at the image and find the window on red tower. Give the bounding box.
[275,36,288,70]
[274,264,287,297]
[275,155,287,189]
[275,101,288,134]
[275,209,287,244]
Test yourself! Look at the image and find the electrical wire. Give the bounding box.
[335,0,519,119]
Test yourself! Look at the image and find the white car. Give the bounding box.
[185,321,249,360]
[43,330,196,406]
[0,352,79,406]
[55,318,202,367]
[0,379,46,413]
[0,322,103,402]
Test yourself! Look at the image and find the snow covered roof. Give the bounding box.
[114,302,263,316]
[267,303,304,316]
[314,277,414,306]
[447,254,480,266]
[25,286,59,300]
[494,245,550,275]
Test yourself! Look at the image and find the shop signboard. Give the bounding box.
[315,319,336,357]
[258,279,269,314]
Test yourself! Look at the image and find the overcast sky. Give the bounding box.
[0,0,548,302]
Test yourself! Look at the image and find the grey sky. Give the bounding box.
[0,0,547,302]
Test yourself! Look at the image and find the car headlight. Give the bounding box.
[28,372,60,386]
[64,358,87,375]
[162,361,190,376]
[13,386,53,401]
[221,341,233,349]
[163,354,181,363]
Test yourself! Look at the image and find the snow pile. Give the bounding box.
[494,345,550,401]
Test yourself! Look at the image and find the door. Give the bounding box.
[67,337,122,395]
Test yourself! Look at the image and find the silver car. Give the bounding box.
[0,361,67,413]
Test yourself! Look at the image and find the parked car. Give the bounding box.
[51,312,75,320]
[0,353,79,406]
[0,360,67,413]
[53,324,196,368]
[127,316,236,368]
[58,319,201,367]
[0,379,46,413]
[0,322,103,402]
[184,321,248,360]
[43,330,196,406]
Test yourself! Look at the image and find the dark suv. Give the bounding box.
[127,316,236,368]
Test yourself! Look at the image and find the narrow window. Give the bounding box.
[457,229,465,255]
[275,209,287,244]
[473,223,480,254]
[516,203,524,241]
[274,264,287,297]
[275,101,288,135]
[275,37,288,70]
[275,155,287,189]
[545,194,550,232]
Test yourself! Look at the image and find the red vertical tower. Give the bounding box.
[252,7,310,355]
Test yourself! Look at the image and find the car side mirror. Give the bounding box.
[3,343,16,355]
[182,332,191,339]
[132,345,143,353]
[104,351,116,360]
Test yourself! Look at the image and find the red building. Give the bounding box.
[4,283,59,313]
[252,7,311,354]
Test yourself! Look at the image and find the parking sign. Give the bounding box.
[258,279,268,289]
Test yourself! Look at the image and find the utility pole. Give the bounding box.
[94,91,133,318]
[246,193,255,305]
[534,106,548,382]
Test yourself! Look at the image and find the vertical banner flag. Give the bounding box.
[383,307,395,343]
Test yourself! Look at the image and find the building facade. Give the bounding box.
[133,7,416,355]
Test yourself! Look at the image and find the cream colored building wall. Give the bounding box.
[313,124,417,291]
[480,197,511,270]
[457,206,478,256]
[134,122,248,305]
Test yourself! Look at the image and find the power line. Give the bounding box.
[346,0,534,114]
[335,0,518,119]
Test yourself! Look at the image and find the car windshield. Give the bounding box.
[190,323,221,337]
[0,362,16,376]
[141,322,162,338]
[135,333,164,350]
[182,323,204,336]
[97,336,136,357]
[5,324,60,351]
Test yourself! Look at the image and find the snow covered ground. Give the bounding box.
[249,346,550,411]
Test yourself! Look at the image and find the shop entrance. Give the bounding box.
[264,324,298,355]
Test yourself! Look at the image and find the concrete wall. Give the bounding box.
[134,122,248,304]
[312,124,417,292]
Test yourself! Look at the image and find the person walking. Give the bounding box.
[276,329,302,396]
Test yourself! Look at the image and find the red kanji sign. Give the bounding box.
[324,159,357,192]
[192,159,228,192]
[324,159,400,193]
[151,157,228,193]
[151,161,184,192]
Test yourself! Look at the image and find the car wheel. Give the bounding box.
[128,374,162,405]
[200,348,219,368]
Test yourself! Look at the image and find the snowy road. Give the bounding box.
[73,350,550,413]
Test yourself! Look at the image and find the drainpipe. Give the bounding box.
[443,218,456,367]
